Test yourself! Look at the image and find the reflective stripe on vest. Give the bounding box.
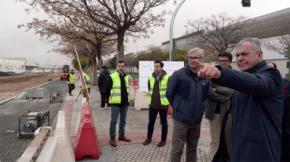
[109,71,130,104]
[148,74,169,106]
[68,74,76,84]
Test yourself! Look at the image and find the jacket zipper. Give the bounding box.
[192,79,197,122]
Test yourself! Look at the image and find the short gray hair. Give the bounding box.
[236,37,262,52]
[187,47,204,56]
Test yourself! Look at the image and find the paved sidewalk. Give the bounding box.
[73,86,210,162]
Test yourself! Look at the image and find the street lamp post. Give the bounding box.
[169,0,186,61]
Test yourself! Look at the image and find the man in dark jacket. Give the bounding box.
[205,52,233,161]
[106,60,131,147]
[281,79,290,162]
[98,65,110,108]
[166,47,210,162]
[143,60,170,147]
[282,92,290,162]
[198,38,283,162]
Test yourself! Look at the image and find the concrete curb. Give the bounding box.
[0,96,15,105]
[0,78,59,105]
[36,111,75,162]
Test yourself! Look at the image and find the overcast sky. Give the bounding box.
[1,0,290,66]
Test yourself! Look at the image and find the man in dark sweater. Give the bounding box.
[98,65,110,108]
[205,52,233,161]
[143,60,170,147]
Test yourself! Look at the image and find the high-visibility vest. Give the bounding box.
[83,73,92,88]
[109,71,130,104]
[148,74,169,106]
[68,74,76,84]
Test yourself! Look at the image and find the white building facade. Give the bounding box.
[161,8,290,77]
[0,57,26,73]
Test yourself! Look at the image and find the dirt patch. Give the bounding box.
[0,72,61,101]
[0,74,40,83]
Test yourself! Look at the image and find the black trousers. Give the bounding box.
[100,92,108,107]
[68,84,75,95]
[147,108,168,141]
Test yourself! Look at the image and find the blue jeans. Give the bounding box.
[109,105,128,137]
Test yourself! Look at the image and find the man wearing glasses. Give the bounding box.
[166,47,210,162]
[205,52,234,161]
[198,38,283,162]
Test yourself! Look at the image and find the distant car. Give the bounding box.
[60,65,70,80]
[60,73,69,80]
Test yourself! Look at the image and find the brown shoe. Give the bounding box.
[142,139,151,145]
[157,141,166,147]
[110,137,117,147]
[118,135,131,142]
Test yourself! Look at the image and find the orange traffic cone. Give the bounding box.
[74,102,101,160]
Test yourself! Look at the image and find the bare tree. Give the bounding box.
[186,13,247,55]
[19,0,168,62]
[264,35,290,58]
[18,11,116,66]
[18,6,116,83]
[279,35,290,58]
[86,0,168,61]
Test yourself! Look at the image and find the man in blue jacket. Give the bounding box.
[166,47,210,162]
[198,38,283,162]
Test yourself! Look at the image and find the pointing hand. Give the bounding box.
[197,63,221,79]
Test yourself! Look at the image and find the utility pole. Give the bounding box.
[169,0,186,61]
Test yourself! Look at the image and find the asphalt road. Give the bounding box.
[0,80,68,162]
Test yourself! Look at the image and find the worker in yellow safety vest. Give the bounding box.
[143,60,169,147]
[67,69,76,96]
[82,72,92,94]
[105,60,131,147]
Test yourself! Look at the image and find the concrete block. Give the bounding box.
[134,90,149,110]
[26,88,49,99]
[17,127,51,162]
[36,111,75,162]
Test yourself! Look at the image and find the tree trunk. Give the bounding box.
[96,54,102,85]
[97,56,103,67]
[91,56,98,85]
[117,31,125,62]
[96,41,103,67]
[93,41,103,85]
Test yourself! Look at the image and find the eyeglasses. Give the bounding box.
[188,56,201,60]
[218,59,230,62]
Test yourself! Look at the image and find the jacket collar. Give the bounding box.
[185,66,198,77]
[115,71,127,77]
[246,60,266,73]
[152,70,167,77]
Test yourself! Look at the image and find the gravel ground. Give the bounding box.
[0,80,68,162]
[0,72,60,101]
